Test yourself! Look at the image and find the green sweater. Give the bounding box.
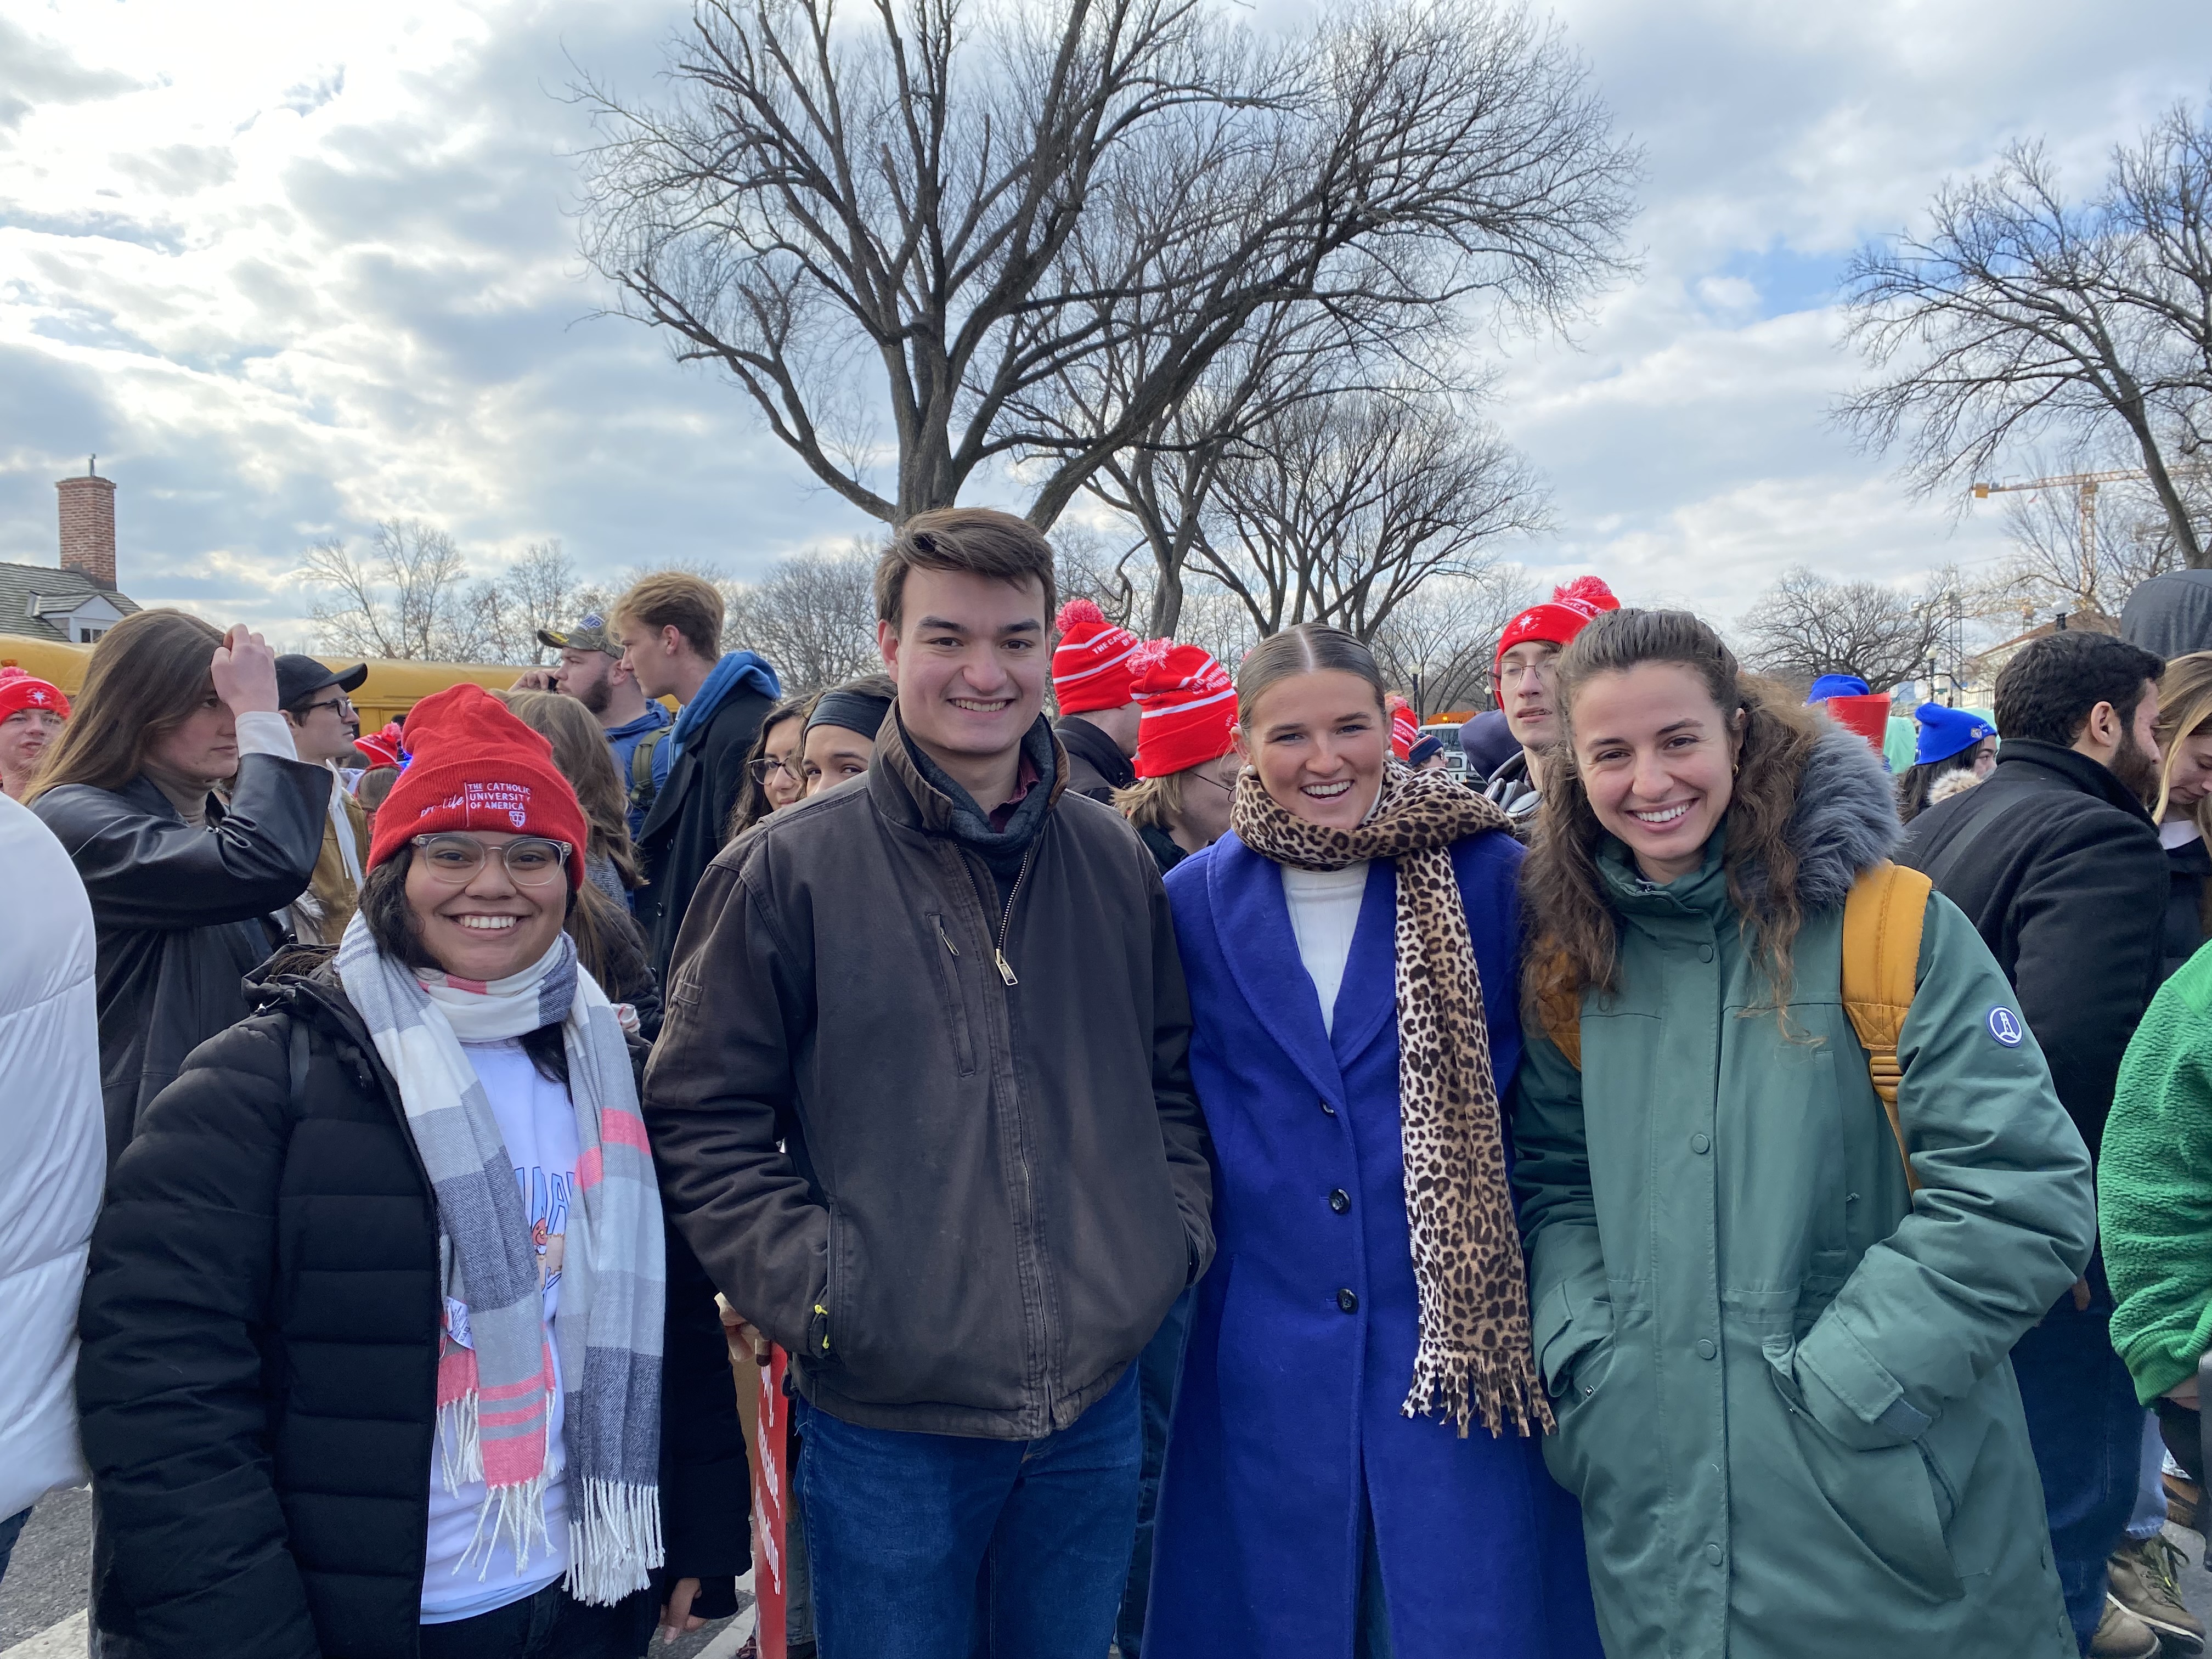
[2102,943,2212,1404]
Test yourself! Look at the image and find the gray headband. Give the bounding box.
[806,690,894,741]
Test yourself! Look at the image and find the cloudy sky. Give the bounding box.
[1,0,2208,645]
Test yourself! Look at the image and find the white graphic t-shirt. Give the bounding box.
[419,1039,582,1624]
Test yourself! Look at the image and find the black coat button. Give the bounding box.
[1337,1288,1359,1313]
[1329,1189,1351,1214]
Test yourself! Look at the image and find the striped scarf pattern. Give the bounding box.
[335,915,666,1604]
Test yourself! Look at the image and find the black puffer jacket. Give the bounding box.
[33,758,328,1165]
[76,953,747,1659]
[1898,738,2167,1157]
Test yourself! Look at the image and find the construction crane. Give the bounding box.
[1968,468,2149,575]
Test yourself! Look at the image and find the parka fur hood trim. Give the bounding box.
[1742,724,1904,913]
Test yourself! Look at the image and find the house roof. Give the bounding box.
[0,562,139,642]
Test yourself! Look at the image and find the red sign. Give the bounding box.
[751,1345,791,1658]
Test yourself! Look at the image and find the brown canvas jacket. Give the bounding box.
[645,724,1214,1439]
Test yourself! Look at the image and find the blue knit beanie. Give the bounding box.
[1807,674,1871,703]
[1914,702,1997,766]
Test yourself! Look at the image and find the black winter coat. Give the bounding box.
[33,758,328,1166]
[635,689,774,985]
[2162,831,2212,982]
[1898,738,2167,1158]
[1053,715,1135,803]
[76,955,748,1659]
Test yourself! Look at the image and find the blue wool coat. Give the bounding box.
[1147,828,1601,1659]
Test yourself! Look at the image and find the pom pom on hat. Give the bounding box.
[1130,638,1238,778]
[1494,576,1622,669]
[365,685,589,889]
[0,666,69,723]
[1386,693,1419,761]
[1914,702,1997,766]
[1051,598,1143,714]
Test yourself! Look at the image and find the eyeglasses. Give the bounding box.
[297,695,357,719]
[748,756,801,785]
[1190,768,1238,794]
[411,834,571,887]
[1491,657,1558,689]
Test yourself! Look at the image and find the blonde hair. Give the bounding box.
[613,571,724,661]
[2154,651,2212,834]
[1113,771,1190,831]
[498,689,642,890]
[1234,623,1385,730]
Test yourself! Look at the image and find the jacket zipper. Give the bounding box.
[934,915,960,957]
[993,840,1039,986]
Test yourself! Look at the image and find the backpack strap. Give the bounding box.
[1841,860,1933,1194]
[629,725,670,817]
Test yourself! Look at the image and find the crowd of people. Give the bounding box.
[7,509,2212,1659]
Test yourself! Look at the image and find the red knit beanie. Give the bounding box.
[1052,599,1142,714]
[366,685,589,889]
[1494,575,1622,670]
[0,667,69,721]
[1386,694,1419,761]
[1130,640,1237,779]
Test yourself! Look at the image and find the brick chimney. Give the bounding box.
[57,458,117,590]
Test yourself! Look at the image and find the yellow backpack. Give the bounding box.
[1537,860,1932,1193]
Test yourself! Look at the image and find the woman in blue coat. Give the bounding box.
[1147,624,1598,1659]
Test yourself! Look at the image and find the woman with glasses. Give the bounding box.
[799,673,897,800]
[29,611,329,1166]
[75,684,748,1659]
[726,692,816,840]
[1111,640,1241,878]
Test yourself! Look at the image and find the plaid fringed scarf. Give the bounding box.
[336,915,667,1604]
[1231,760,1552,1438]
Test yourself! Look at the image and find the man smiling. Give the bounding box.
[646,507,1214,1659]
[1482,575,1621,836]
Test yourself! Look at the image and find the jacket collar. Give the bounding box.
[1988,737,2157,828]
[1053,715,1135,793]
[1205,833,1346,1102]
[871,712,1069,837]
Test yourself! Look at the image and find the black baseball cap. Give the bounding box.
[275,654,368,712]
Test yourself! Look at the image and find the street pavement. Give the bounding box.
[12,1483,2212,1656]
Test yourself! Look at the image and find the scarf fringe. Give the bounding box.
[563,1479,665,1606]
[435,1390,483,1494]
[1402,1351,1557,1439]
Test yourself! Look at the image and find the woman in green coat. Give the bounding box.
[1511,609,2096,1659]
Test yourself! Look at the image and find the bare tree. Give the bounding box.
[575,0,1635,531]
[303,520,476,661]
[1738,565,1962,693]
[1189,389,1546,642]
[1839,105,2212,565]
[460,541,588,665]
[726,545,881,692]
[1369,568,1536,718]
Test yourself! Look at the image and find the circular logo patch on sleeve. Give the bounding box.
[1987,1006,2024,1048]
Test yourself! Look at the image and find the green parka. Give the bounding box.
[1512,727,2095,1659]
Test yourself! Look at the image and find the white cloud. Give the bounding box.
[0,0,2206,643]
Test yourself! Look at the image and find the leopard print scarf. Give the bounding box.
[1232,760,1553,1437]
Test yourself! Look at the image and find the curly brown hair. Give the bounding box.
[1520,608,1824,1026]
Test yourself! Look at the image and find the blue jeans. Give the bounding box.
[794,1365,1142,1659]
[2014,1279,2146,1652]
[0,1506,29,1584]
[1115,1289,1193,1657]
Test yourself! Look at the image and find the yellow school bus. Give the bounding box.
[0,637,536,729]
